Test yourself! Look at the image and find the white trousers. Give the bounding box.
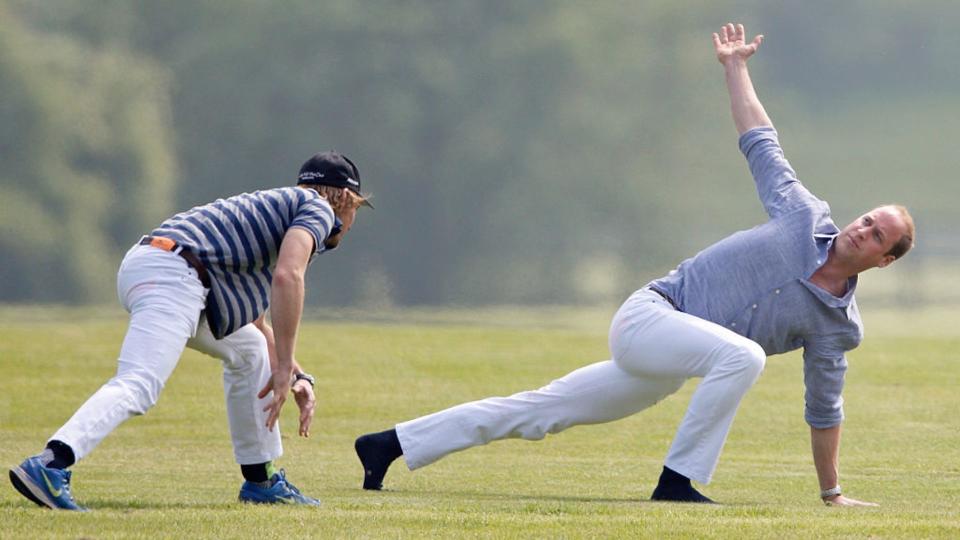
[50,245,282,466]
[396,288,766,484]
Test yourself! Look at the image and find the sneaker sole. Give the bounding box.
[9,468,55,509]
[238,495,320,506]
[238,495,279,505]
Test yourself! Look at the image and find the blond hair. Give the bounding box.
[301,185,367,215]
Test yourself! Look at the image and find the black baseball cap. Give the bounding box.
[297,151,373,208]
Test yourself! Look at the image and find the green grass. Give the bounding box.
[1,305,958,538]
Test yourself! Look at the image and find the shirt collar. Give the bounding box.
[800,274,858,308]
[814,232,836,246]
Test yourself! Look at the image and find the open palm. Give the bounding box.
[713,23,763,64]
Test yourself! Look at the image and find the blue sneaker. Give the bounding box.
[238,469,320,506]
[9,456,87,511]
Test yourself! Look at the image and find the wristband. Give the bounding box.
[820,485,841,498]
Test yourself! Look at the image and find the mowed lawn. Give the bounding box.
[0,306,958,539]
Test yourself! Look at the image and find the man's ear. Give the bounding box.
[339,187,353,209]
[877,255,896,269]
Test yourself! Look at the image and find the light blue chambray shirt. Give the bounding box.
[648,126,862,429]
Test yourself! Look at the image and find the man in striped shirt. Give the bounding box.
[9,151,371,510]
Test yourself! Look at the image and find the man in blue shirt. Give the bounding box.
[354,23,914,506]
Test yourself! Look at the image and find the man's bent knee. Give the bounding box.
[736,340,767,379]
[222,330,269,372]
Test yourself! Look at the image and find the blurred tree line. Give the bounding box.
[2,0,957,307]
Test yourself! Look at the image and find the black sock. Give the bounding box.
[355,428,403,490]
[650,466,715,503]
[44,440,76,470]
[241,462,275,485]
[658,465,690,486]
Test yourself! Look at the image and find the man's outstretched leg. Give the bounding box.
[8,246,205,511]
[355,359,684,490]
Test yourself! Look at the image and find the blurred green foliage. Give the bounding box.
[1,1,957,306]
[1,1,177,301]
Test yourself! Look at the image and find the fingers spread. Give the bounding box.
[265,408,277,431]
[299,412,312,437]
[263,395,285,431]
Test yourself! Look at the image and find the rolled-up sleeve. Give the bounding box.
[801,344,847,428]
[739,127,818,219]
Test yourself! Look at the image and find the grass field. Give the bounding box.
[1,305,958,538]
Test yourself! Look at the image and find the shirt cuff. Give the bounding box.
[805,408,844,429]
[738,125,778,156]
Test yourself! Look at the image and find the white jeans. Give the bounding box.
[50,245,282,466]
[396,288,766,484]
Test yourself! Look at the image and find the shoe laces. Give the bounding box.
[276,470,303,495]
[61,471,77,499]
[50,469,79,504]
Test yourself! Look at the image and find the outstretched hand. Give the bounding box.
[258,373,315,437]
[713,23,763,64]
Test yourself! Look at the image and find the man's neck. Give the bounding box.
[810,254,857,298]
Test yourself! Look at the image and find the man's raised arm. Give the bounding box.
[714,23,771,134]
[716,23,818,219]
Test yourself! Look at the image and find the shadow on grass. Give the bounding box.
[454,492,647,505]
[364,488,646,505]
[356,487,747,508]
[1,498,243,512]
[4,493,743,514]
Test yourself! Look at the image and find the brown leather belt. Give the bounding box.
[648,286,679,311]
[139,236,211,288]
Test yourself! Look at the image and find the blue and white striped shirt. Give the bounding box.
[648,127,862,428]
[152,186,337,339]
